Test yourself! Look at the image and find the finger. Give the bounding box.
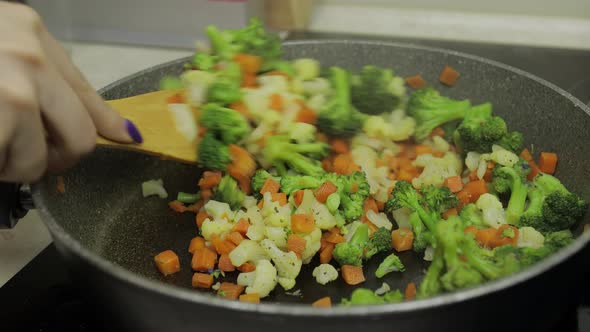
[36,62,98,171]
[0,3,44,65]
[39,27,141,143]
[0,54,47,183]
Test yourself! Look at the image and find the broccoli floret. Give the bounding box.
[459,203,485,228]
[340,288,403,306]
[520,174,588,232]
[317,67,366,137]
[492,166,529,225]
[408,211,433,252]
[494,230,574,267]
[332,223,369,267]
[407,87,471,141]
[206,18,282,64]
[323,171,371,222]
[280,175,323,196]
[375,253,405,278]
[199,103,250,144]
[192,53,218,71]
[365,227,392,260]
[197,132,231,170]
[212,175,245,210]
[351,65,401,115]
[251,170,281,198]
[263,135,328,176]
[417,247,444,298]
[453,103,523,153]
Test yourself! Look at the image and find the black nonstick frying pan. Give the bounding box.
[2,40,590,332]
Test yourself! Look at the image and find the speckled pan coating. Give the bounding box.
[32,41,590,332]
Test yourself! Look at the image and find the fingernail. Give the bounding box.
[125,119,143,143]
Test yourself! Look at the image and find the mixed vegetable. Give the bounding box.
[149,19,588,307]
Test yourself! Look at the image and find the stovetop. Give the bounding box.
[1,32,590,332]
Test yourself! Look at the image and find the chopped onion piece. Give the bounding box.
[141,179,168,199]
[168,103,198,142]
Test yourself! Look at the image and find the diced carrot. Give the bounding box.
[200,188,213,201]
[462,180,488,203]
[295,107,317,125]
[186,200,205,213]
[269,93,284,111]
[405,75,427,89]
[442,208,458,219]
[483,167,494,183]
[227,231,245,246]
[520,148,534,162]
[191,247,217,272]
[391,228,414,252]
[376,200,385,212]
[287,234,307,258]
[528,162,541,181]
[218,254,236,272]
[398,144,417,160]
[319,243,335,264]
[154,250,181,276]
[456,190,471,207]
[492,224,519,247]
[330,138,349,154]
[464,225,478,236]
[192,273,214,289]
[238,262,256,273]
[351,181,359,193]
[230,101,250,118]
[233,218,250,236]
[397,168,419,182]
[198,126,208,137]
[365,220,379,237]
[241,73,257,88]
[257,199,264,209]
[538,152,558,174]
[271,192,288,206]
[211,235,237,255]
[321,158,333,172]
[415,144,433,156]
[316,132,328,142]
[333,153,360,175]
[166,93,185,104]
[218,282,245,300]
[468,170,479,182]
[323,231,345,244]
[239,293,261,304]
[312,297,332,308]
[198,171,222,190]
[168,200,187,213]
[56,176,66,194]
[314,181,338,204]
[474,228,497,248]
[363,198,379,214]
[291,214,316,233]
[188,236,206,254]
[233,53,261,75]
[293,190,305,207]
[228,144,257,182]
[405,282,417,300]
[439,65,460,86]
[443,175,464,193]
[260,178,281,195]
[341,265,366,285]
[429,127,446,138]
[196,210,210,229]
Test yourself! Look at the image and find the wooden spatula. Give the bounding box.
[96,90,199,163]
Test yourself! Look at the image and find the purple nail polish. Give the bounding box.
[125,119,143,143]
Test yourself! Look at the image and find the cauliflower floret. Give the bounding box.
[363,110,416,142]
[277,277,296,290]
[294,190,337,230]
[301,228,322,264]
[229,240,270,267]
[287,122,317,143]
[204,200,234,221]
[351,133,400,154]
[475,193,506,228]
[517,227,545,249]
[366,210,393,230]
[293,58,321,81]
[261,192,291,227]
[350,145,395,202]
[180,70,216,107]
[260,239,302,289]
[431,135,450,153]
[201,218,233,241]
[470,145,521,180]
[312,264,338,285]
[264,227,289,250]
[242,88,282,126]
[237,259,277,298]
[242,196,258,209]
[257,75,289,93]
[412,151,463,189]
[302,78,331,96]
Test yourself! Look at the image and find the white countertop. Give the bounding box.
[0,42,192,288]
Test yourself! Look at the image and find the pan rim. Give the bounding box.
[34,39,590,317]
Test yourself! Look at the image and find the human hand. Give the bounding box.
[0,3,142,183]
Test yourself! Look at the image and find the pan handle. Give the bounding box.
[0,182,33,229]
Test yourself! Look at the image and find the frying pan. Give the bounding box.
[2,40,590,332]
